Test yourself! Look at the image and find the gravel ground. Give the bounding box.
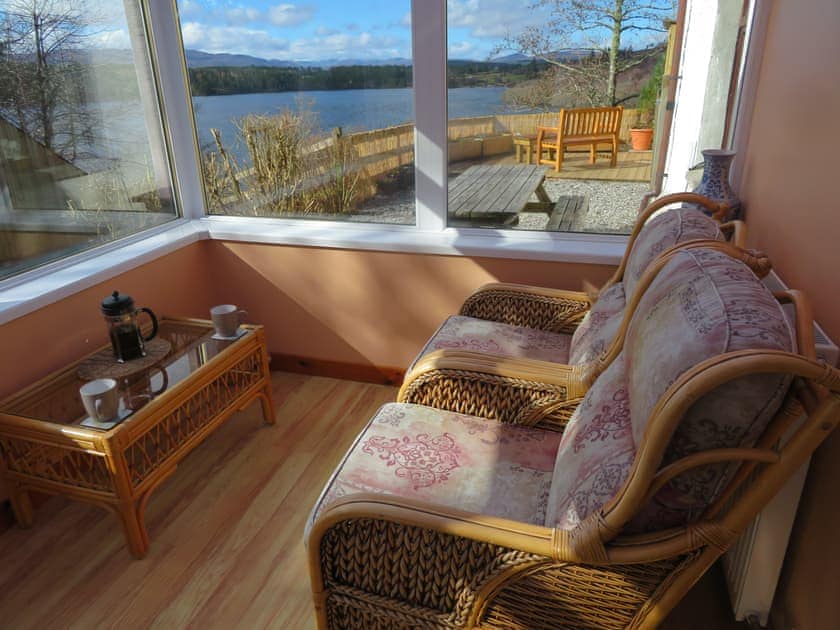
[349,176,649,234]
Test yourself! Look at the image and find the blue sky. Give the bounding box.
[89,1,669,63]
[174,0,550,61]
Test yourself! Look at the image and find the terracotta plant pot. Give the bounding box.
[630,127,654,151]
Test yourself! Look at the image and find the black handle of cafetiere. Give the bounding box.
[139,307,158,341]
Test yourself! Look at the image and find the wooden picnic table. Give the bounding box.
[448,164,552,226]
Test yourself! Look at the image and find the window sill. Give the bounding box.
[0,217,626,326]
[202,215,627,264]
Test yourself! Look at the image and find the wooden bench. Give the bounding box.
[536,106,623,172]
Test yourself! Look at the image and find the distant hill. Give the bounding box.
[489,49,598,64]
[185,49,412,69]
[72,47,587,70]
[185,50,292,68]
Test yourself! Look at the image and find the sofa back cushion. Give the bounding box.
[623,208,723,299]
[568,282,626,365]
[546,249,794,532]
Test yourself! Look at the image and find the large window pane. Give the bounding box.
[179,0,415,224]
[0,0,177,280]
[446,1,675,234]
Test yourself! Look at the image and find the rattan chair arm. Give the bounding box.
[398,350,588,429]
[643,448,779,505]
[311,494,557,559]
[309,495,714,568]
[459,283,592,333]
[602,350,840,535]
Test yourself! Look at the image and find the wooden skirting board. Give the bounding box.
[269,353,405,386]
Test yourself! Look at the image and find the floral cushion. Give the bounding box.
[623,208,723,299]
[568,282,626,365]
[408,315,571,372]
[546,248,794,533]
[307,403,563,539]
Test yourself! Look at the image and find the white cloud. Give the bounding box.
[181,21,290,59]
[447,0,548,41]
[400,12,411,28]
[447,0,479,28]
[177,0,203,21]
[226,7,262,22]
[315,26,340,36]
[288,32,406,61]
[268,4,315,27]
[448,41,476,57]
[90,28,131,49]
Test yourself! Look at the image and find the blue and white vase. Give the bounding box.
[692,149,741,219]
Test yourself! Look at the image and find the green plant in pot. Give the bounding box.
[630,54,664,151]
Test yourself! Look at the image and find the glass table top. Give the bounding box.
[0,319,254,428]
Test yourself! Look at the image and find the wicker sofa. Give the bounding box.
[307,246,840,629]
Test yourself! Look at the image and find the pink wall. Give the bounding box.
[206,241,614,369]
[0,240,614,395]
[738,0,840,627]
[0,241,217,398]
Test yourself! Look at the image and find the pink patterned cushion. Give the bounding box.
[409,315,571,372]
[546,249,793,532]
[623,208,723,299]
[568,282,626,365]
[307,403,564,538]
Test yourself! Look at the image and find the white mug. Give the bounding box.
[210,304,247,337]
[80,378,119,422]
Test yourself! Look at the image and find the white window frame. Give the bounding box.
[0,0,629,326]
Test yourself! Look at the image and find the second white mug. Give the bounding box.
[210,304,246,337]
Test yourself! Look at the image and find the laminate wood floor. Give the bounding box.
[0,372,746,629]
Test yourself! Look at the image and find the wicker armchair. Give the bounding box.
[307,248,839,629]
[398,193,747,426]
[399,240,770,429]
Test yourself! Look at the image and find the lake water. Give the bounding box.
[192,86,512,158]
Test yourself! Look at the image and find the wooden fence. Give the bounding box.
[340,109,645,181]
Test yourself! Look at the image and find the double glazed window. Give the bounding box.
[181,1,675,235]
[0,1,177,280]
[0,1,689,283]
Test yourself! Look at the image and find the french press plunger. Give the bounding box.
[101,291,158,363]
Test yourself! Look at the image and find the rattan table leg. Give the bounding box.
[8,482,34,527]
[258,387,276,424]
[116,499,149,559]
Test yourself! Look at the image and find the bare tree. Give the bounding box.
[0,0,95,161]
[504,0,675,107]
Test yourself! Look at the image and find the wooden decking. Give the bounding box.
[0,371,746,629]
[491,147,653,182]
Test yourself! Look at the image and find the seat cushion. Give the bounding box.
[623,208,724,299]
[568,282,626,365]
[307,403,563,538]
[546,248,794,533]
[408,315,572,372]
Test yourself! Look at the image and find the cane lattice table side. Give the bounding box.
[0,317,275,558]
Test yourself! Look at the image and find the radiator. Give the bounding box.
[722,270,839,626]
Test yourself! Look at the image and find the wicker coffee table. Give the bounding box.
[0,317,275,558]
